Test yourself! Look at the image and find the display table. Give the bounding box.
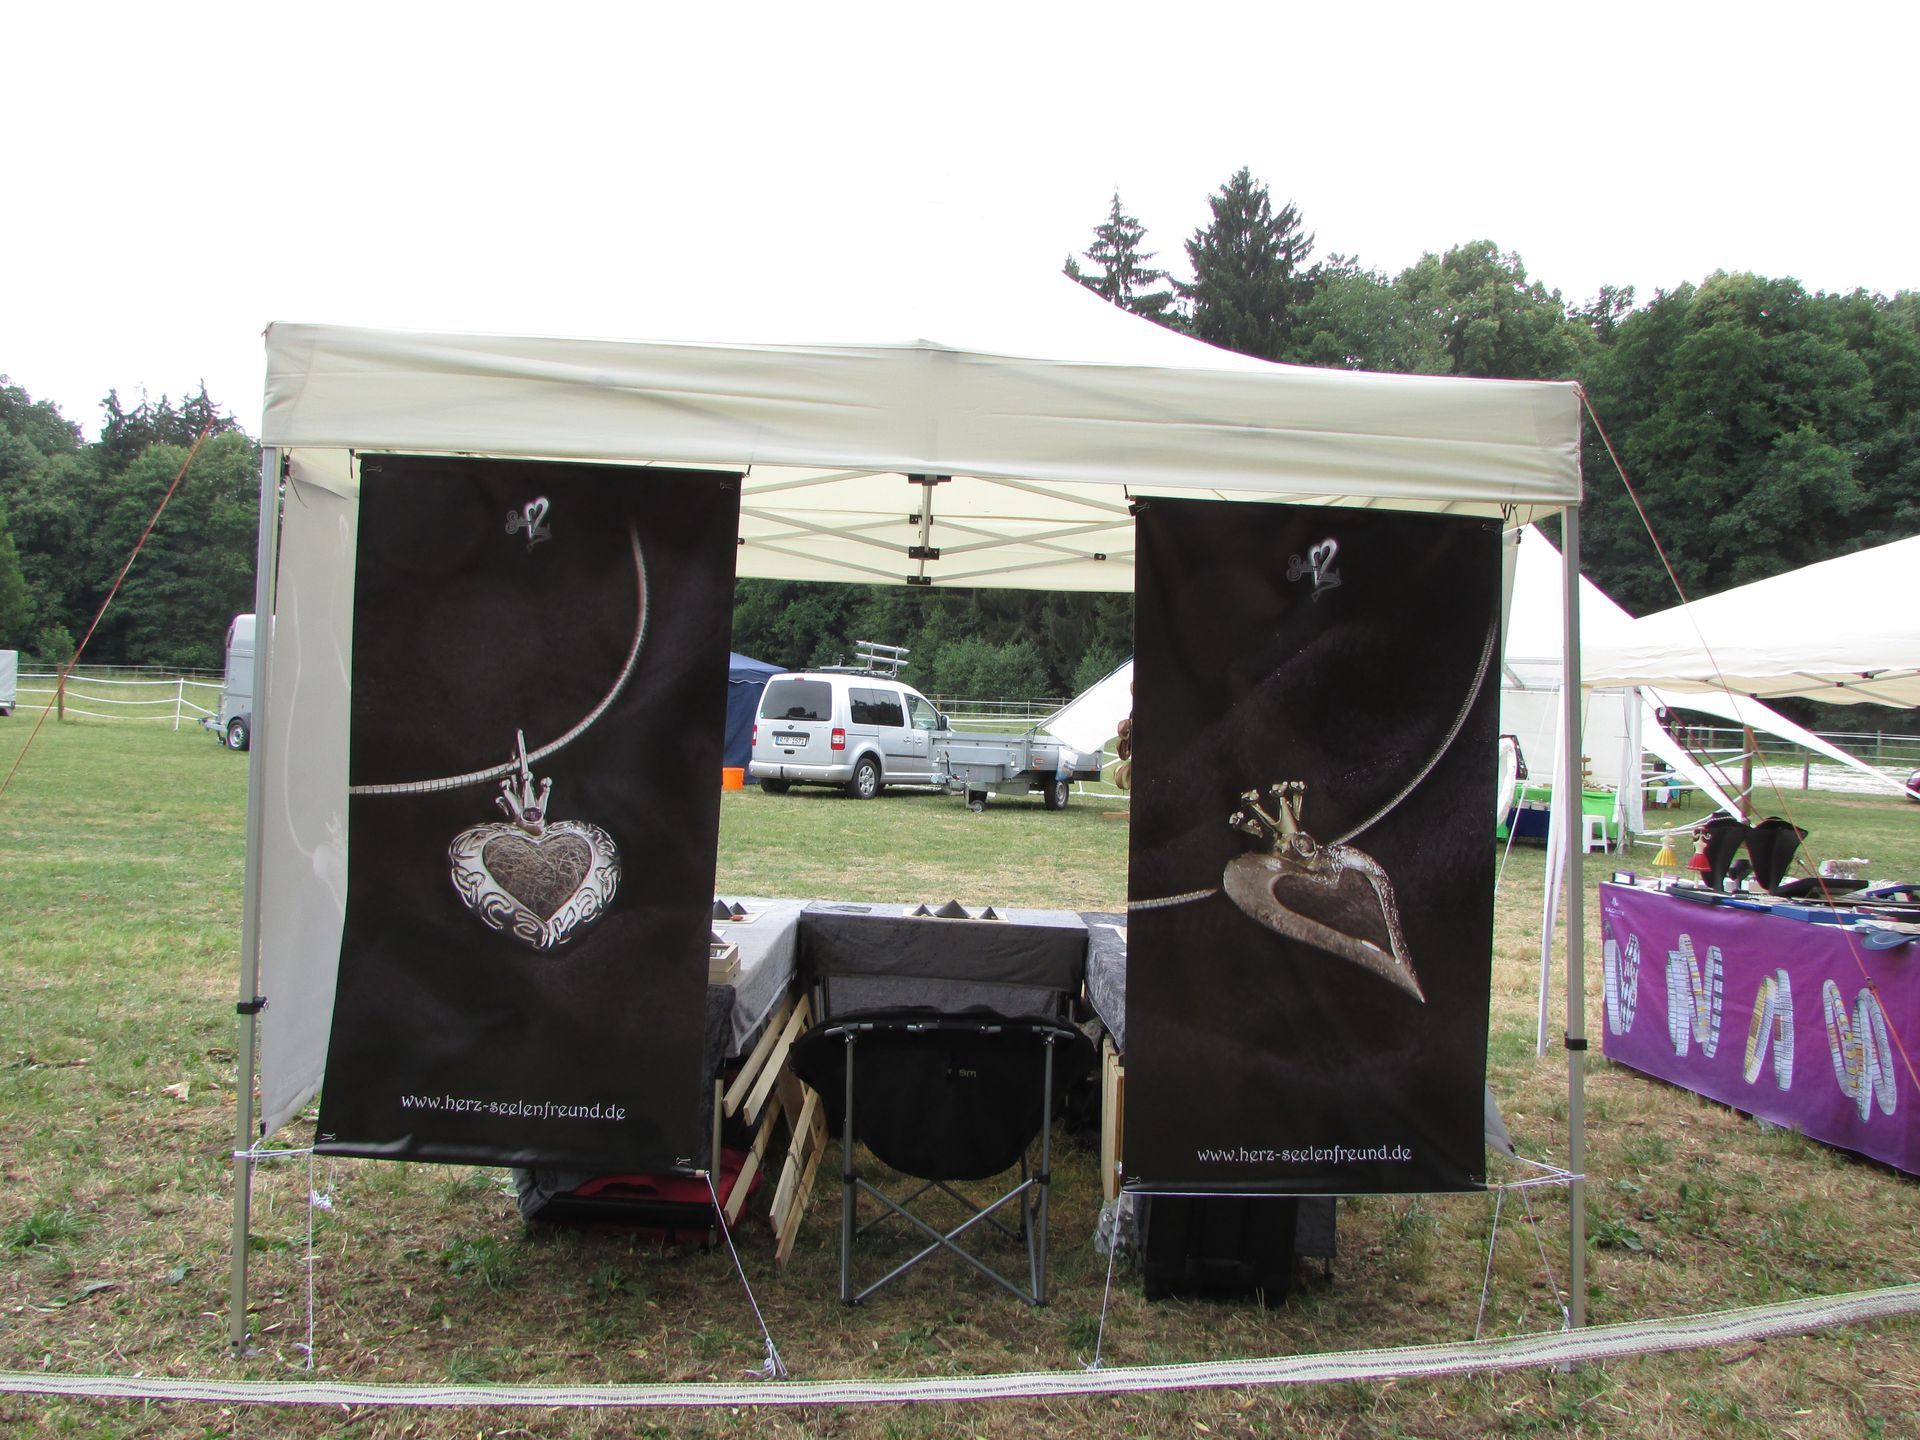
[527,901,1101,1255]
[706,896,810,1063]
[1500,784,1618,845]
[797,903,1089,1016]
[1598,882,1920,1175]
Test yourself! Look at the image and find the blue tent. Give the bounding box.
[724,652,783,782]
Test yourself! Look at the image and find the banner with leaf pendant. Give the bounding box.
[1125,497,1501,1194]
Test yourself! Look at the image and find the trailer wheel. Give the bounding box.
[847,755,882,800]
[226,716,251,752]
[967,790,988,813]
[1042,776,1070,810]
[760,778,791,795]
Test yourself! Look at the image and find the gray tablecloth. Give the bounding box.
[800,902,1088,1018]
[1080,911,1129,1049]
[709,895,809,1058]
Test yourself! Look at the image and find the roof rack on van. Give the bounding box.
[847,640,908,677]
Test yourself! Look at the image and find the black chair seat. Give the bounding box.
[788,1007,1095,1304]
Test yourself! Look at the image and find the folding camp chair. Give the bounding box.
[790,1007,1094,1305]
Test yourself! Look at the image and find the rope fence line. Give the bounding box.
[7,672,224,730]
[2,1282,1915,1410]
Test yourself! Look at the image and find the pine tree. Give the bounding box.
[1065,192,1176,324]
[1180,168,1317,360]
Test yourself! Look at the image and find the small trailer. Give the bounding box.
[200,613,255,749]
[932,728,1103,812]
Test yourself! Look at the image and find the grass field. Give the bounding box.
[1,719,1917,1438]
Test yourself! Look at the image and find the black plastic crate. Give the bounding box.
[1139,1194,1300,1301]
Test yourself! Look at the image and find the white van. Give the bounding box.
[749,670,945,798]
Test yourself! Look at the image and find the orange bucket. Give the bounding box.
[721,767,746,791]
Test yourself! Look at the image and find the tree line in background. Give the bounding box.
[4,166,1917,705]
[0,382,257,670]
[1060,170,1919,619]
[749,169,1917,698]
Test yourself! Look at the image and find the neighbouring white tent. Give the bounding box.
[1498,527,1909,817]
[1584,534,1920,708]
[1506,527,1916,1049]
[234,276,1592,1348]
[1500,525,1646,821]
[1042,658,1135,759]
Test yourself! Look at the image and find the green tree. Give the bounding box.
[0,380,90,650]
[0,449,95,649]
[1065,192,1176,323]
[1575,273,1887,613]
[924,637,1051,700]
[96,385,242,476]
[1396,241,1583,379]
[1290,256,1451,373]
[33,622,74,669]
[0,377,83,460]
[1181,168,1316,360]
[1071,641,1127,695]
[1830,287,1920,546]
[0,500,31,644]
[85,431,260,667]
[731,577,1128,697]
[1571,284,1638,344]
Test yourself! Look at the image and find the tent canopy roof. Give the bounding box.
[262,280,1583,593]
[1583,535,1920,707]
[1502,525,1637,688]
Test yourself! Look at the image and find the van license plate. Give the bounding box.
[774,732,807,746]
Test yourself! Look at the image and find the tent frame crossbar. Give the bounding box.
[738,506,914,556]
[921,516,1131,561]
[742,539,916,586]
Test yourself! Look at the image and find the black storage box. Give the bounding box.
[1139,1194,1300,1301]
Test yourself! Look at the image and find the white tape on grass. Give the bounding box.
[3,1283,1918,1410]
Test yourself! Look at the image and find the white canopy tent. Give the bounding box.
[1043,658,1136,759]
[1501,524,1647,824]
[1505,526,1916,1048]
[1583,534,1920,708]
[1497,527,1909,817]
[234,278,1591,1349]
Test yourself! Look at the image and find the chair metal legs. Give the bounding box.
[834,1028,1061,1305]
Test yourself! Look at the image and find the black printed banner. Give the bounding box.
[315,456,740,1171]
[1125,498,1500,1193]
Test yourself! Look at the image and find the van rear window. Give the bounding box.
[762,679,832,722]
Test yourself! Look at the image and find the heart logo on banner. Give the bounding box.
[450,818,620,951]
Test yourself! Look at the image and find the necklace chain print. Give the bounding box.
[349,507,647,950]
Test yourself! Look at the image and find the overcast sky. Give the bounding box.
[5,1,1912,438]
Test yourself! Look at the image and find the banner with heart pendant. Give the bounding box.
[1125,498,1501,1194]
[315,456,742,1172]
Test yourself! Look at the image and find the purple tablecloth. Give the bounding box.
[1598,883,1918,1175]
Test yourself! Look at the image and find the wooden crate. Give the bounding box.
[1101,1035,1125,1205]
